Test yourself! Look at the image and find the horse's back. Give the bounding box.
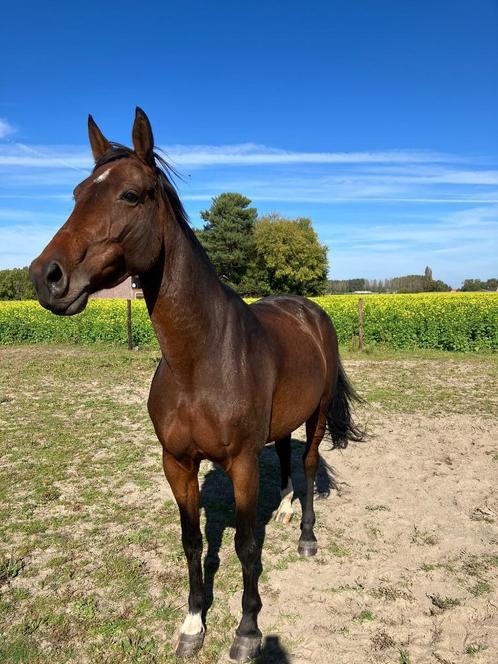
[250,294,336,350]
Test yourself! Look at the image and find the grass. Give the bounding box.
[465,643,488,656]
[399,649,411,664]
[341,346,498,416]
[0,345,234,663]
[354,609,375,623]
[0,557,24,585]
[0,344,497,663]
[427,594,461,611]
[469,580,493,597]
[410,526,439,547]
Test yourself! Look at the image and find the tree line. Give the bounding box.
[328,268,498,294]
[328,275,450,294]
[461,278,498,292]
[328,266,451,294]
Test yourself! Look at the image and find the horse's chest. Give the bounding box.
[148,392,262,462]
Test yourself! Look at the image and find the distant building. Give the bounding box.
[91,275,143,299]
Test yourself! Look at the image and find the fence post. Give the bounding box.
[358,298,365,352]
[127,299,133,350]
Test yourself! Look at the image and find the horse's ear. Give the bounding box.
[88,115,111,162]
[132,107,155,166]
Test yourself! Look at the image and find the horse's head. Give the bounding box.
[29,108,165,315]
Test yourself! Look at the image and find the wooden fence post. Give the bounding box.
[127,299,133,350]
[358,298,365,352]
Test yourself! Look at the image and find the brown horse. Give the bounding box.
[29,108,363,663]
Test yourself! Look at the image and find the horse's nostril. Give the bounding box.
[46,261,64,285]
[44,261,67,297]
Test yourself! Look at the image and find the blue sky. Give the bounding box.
[1,1,498,287]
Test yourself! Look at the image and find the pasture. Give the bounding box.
[0,345,497,663]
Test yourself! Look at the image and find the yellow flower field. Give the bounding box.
[0,292,497,351]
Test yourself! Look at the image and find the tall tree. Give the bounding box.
[196,193,258,291]
[253,214,328,296]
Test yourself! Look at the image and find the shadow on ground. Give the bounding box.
[255,634,292,663]
[200,438,336,639]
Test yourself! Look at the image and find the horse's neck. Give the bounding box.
[140,205,238,373]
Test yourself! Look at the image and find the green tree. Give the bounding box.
[196,193,258,292]
[461,279,483,291]
[485,278,498,291]
[253,214,328,295]
[426,279,451,292]
[0,267,36,300]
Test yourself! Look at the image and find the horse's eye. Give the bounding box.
[121,191,140,204]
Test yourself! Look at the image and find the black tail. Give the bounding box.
[326,359,365,449]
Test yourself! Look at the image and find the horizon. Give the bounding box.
[1,1,498,288]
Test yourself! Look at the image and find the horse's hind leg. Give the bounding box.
[299,405,327,557]
[274,435,295,524]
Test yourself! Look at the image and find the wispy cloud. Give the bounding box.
[163,144,456,167]
[1,140,498,284]
[0,142,456,169]
[0,143,92,169]
[2,143,496,203]
[0,119,16,140]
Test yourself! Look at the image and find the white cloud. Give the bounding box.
[0,142,454,169]
[0,143,92,169]
[0,119,15,140]
[163,144,454,167]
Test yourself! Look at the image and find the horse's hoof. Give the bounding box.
[298,539,318,557]
[229,634,262,662]
[175,630,205,658]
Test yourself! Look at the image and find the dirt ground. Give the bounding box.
[0,346,497,664]
[251,414,498,664]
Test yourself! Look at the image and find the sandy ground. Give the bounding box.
[233,414,498,664]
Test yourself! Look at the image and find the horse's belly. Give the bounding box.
[267,350,327,441]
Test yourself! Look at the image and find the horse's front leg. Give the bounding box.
[162,451,205,658]
[227,452,262,663]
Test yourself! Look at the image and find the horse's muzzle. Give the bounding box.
[29,257,89,316]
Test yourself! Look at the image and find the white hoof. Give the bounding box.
[274,479,295,524]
